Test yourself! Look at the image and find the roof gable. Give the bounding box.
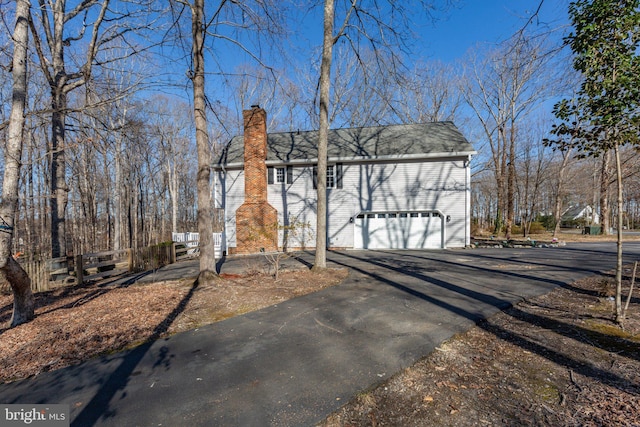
[216,122,475,167]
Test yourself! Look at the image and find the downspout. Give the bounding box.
[220,164,228,255]
[212,169,219,257]
[465,155,471,246]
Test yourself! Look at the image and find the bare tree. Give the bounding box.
[1,0,33,327]
[462,32,558,237]
[314,0,446,269]
[146,96,195,236]
[169,0,284,280]
[28,0,155,257]
[172,0,232,281]
[396,60,462,124]
[545,105,585,237]
[516,120,553,236]
[324,47,398,127]
[188,0,216,282]
[85,59,147,251]
[313,0,339,270]
[551,147,575,237]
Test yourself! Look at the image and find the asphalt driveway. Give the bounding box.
[1,242,639,426]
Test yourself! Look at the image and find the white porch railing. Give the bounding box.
[172,232,223,258]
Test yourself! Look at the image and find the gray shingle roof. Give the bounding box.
[215,121,475,167]
[561,205,594,220]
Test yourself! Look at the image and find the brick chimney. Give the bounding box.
[235,106,278,254]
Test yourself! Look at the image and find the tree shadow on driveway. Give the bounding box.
[68,280,200,426]
[328,250,639,395]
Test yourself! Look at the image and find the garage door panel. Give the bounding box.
[355,211,443,249]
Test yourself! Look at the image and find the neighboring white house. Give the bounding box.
[214,106,476,254]
[561,205,600,226]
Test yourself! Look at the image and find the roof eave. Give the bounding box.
[213,150,477,170]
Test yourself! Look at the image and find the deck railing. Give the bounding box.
[3,234,222,294]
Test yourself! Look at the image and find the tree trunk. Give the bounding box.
[30,0,113,257]
[313,0,335,270]
[1,258,34,327]
[1,0,34,327]
[113,109,126,251]
[50,98,68,257]
[47,0,69,258]
[553,148,573,237]
[521,151,531,237]
[599,151,611,235]
[168,158,179,234]
[505,126,516,239]
[494,125,508,234]
[613,141,624,323]
[191,0,217,282]
[113,145,122,251]
[26,136,35,256]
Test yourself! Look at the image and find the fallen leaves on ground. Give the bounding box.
[0,267,347,384]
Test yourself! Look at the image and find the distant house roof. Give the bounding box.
[562,205,592,219]
[215,122,476,168]
[561,205,600,224]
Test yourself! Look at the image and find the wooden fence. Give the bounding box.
[6,239,205,294]
[19,259,50,293]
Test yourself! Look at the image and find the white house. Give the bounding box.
[561,205,600,226]
[214,106,476,255]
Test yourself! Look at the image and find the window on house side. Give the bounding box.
[327,165,335,188]
[269,166,293,184]
[313,163,343,189]
[287,165,293,183]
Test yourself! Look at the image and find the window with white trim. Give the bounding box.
[313,163,343,189]
[268,166,293,184]
[327,165,335,188]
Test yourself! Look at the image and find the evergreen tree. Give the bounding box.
[551,0,640,323]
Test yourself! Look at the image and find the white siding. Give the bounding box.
[219,157,471,251]
[267,166,318,249]
[330,159,469,248]
[216,169,244,251]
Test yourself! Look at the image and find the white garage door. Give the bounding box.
[354,211,444,249]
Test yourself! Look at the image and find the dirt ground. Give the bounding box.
[1,233,640,426]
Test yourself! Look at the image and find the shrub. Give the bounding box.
[528,221,546,234]
[537,215,556,230]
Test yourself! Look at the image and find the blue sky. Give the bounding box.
[220,1,571,72]
[152,0,573,131]
[416,0,571,62]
